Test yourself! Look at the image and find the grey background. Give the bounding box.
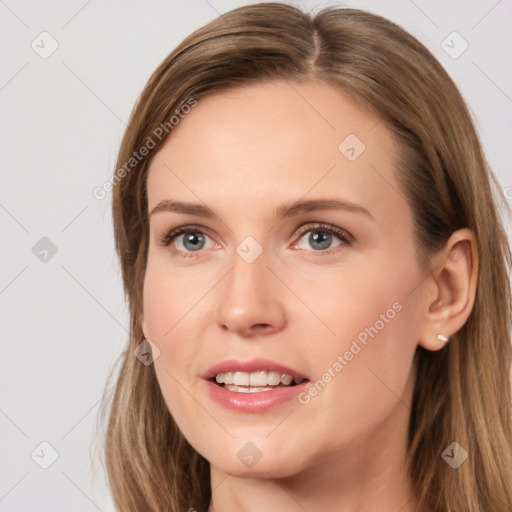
[0,1,510,511]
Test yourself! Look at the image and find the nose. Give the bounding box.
[214,249,287,338]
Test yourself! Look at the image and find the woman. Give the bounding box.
[100,3,512,511]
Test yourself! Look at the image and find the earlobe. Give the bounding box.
[418,228,479,352]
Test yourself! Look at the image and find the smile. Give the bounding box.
[213,370,306,392]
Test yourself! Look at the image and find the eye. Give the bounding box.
[291,223,353,255]
[157,225,219,258]
[157,222,353,258]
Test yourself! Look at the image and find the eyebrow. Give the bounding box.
[149,198,374,221]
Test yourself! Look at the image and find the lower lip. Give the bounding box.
[204,379,308,413]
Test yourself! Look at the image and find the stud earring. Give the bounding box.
[437,334,450,343]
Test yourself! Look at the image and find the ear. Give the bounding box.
[418,228,479,351]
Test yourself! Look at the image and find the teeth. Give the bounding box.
[214,370,304,388]
[267,371,281,386]
[224,384,274,393]
[280,374,293,385]
[233,371,249,386]
[249,370,267,386]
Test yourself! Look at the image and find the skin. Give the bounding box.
[141,80,478,511]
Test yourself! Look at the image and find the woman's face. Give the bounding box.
[142,80,429,478]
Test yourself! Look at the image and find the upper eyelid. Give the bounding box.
[295,222,351,237]
[160,222,346,236]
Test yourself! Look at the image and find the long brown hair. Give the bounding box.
[98,3,512,511]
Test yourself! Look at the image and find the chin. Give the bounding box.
[201,438,305,479]
[211,457,302,479]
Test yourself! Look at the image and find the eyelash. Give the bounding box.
[156,222,353,259]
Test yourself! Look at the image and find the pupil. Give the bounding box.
[310,231,331,250]
[184,233,204,251]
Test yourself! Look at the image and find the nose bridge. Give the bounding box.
[214,239,286,335]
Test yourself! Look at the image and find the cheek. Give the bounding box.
[295,247,423,412]
[141,254,202,339]
[141,256,206,418]
[296,250,420,356]
[142,252,177,335]
[142,260,197,361]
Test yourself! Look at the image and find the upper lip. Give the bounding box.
[202,358,308,381]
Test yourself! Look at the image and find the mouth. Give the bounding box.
[202,358,310,411]
[211,370,308,393]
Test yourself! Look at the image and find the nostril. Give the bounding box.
[250,323,277,335]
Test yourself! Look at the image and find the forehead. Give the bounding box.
[146,80,403,224]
